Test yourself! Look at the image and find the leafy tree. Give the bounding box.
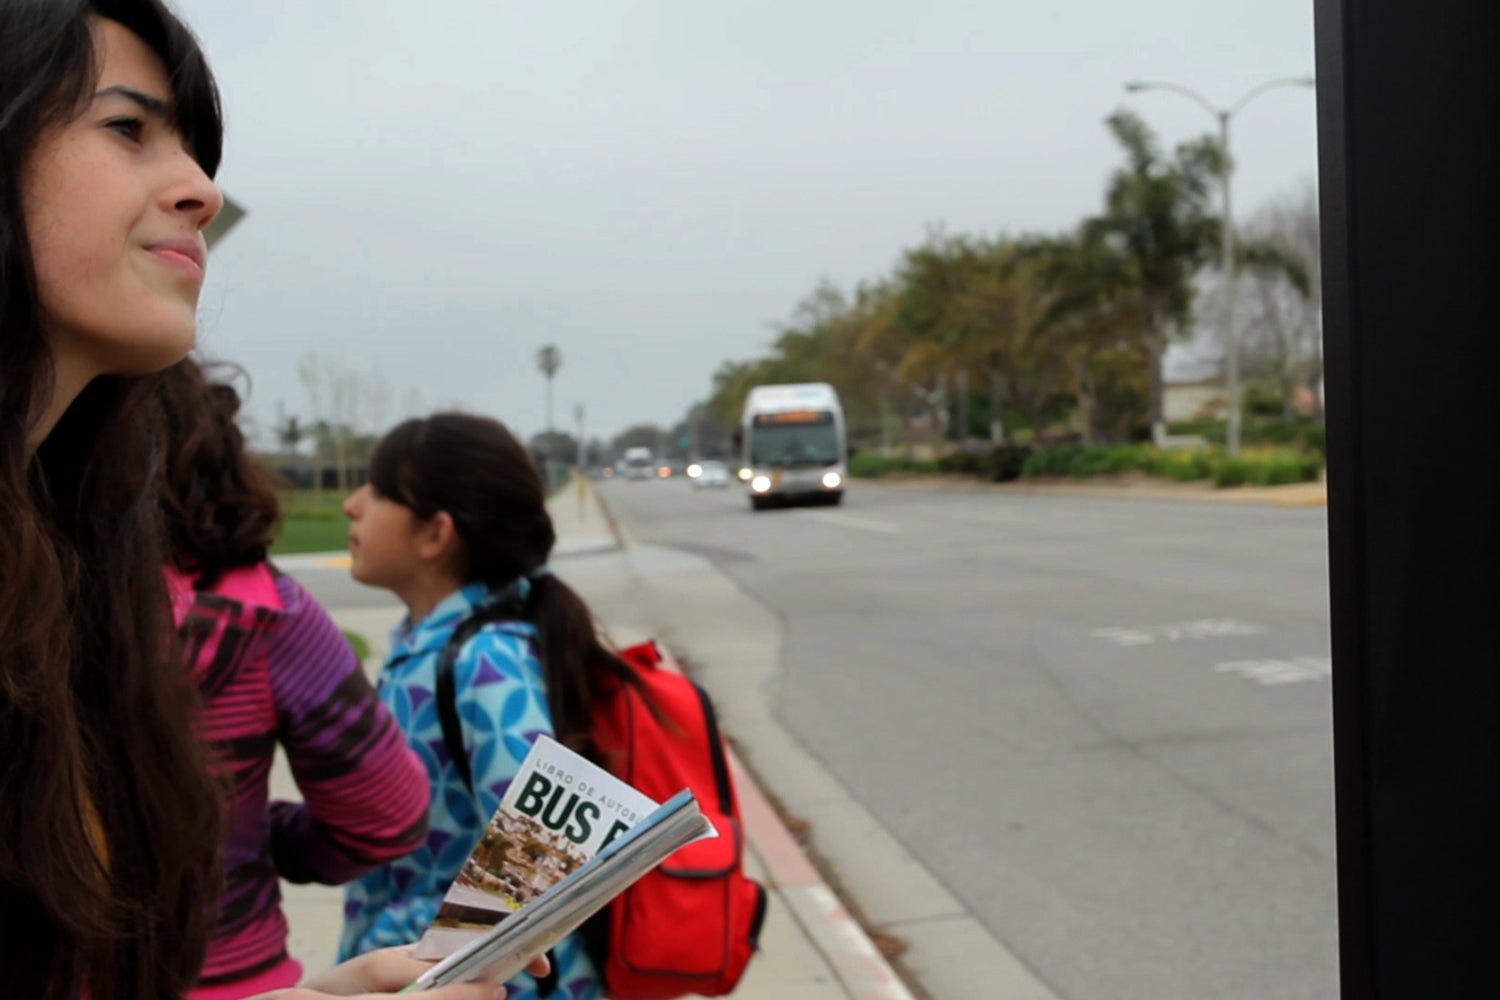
[1236,180,1321,418]
[1085,110,1220,429]
[703,359,769,431]
[609,423,667,456]
[529,430,579,465]
[1023,232,1145,441]
[887,233,989,439]
[274,414,306,454]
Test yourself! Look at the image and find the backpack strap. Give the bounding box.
[431,598,560,998]
[434,617,480,795]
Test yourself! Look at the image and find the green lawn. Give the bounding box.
[341,629,371,661]
[271,491,349,556]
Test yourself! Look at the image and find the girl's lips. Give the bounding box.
[147,246,205,278]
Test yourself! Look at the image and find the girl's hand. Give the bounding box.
[247,946,552,999]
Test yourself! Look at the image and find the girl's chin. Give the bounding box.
[92,330,198,376]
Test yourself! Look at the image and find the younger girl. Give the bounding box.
[339,413,646,1000]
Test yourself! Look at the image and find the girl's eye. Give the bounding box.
[105,117,145,143]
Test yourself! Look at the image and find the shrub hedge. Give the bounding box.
[851,441,1320,488]
[1166,417,1326,456]
[848,452,940,477]
[1038,443,1319,488]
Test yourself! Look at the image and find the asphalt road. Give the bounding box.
[594,476,1337,1000]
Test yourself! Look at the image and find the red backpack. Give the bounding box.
[435,626,766,999]
[593,639,767,999]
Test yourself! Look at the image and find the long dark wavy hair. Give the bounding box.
[157,357,282,589]
[368,413,645,760]
[0,3,226,998]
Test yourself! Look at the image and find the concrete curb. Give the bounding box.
[731,748,918,1000]
[590,484,918,1000]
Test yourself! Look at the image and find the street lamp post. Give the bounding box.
[1125,77,1314,456]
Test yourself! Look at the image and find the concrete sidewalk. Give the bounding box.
[270,474,914,999]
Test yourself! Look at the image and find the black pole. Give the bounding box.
[1315,0,1499,995]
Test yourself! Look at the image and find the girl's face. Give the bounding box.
[343,484,428,592]
[23,18,223,382]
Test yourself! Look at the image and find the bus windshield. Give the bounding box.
[748,412,841,466]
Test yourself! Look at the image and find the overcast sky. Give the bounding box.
[177,0,1318,446]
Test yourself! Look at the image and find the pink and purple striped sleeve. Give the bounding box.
[262,574,429,884]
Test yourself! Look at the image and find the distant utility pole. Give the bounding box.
[574,403,585,465]
[573,403,587,519]
[1125,75,1315,455]
[536,344,562,488]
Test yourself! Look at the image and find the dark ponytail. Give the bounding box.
[368,412,641,759]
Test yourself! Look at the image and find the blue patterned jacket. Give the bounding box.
[338,580,602,1000]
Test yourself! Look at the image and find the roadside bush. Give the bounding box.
[1067,444,1150,478]
[1209,449,1320,488]
[1252,419,1325,455]
[1243,385,1285,418]
[1023,443,1085,477]
[936,448,993,477]
[1147,450,1212,481]
[848,452,940,477]
[991,445,1032,482]
[930,444,1035,482]
[1022,443,1320,489]
[1211,458,1253,488]
[849,452,890,477]
[1167,417,1325,456]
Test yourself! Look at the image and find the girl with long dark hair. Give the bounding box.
[339,413,647,1000]
[156,356,434,999]
[1,2,535,996]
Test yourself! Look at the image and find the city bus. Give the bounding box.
[737,382,847,511]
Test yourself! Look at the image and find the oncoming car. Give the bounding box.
[691,460,731,489]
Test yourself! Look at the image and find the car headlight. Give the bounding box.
[737,467,753,481]
[750,475,772,493]
[822,472,842,489]
[687,463,702,478]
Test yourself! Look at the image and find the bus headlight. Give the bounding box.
[822,472,842,489]
[750,475,772,493]
[737,467,753,481]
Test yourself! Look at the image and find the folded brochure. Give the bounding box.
[410,734,715,978]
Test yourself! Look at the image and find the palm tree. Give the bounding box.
[1085,110,1220,431]
[536,344,562,440]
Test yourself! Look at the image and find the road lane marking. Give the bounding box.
[791,510,900,534]
[1090,621,1329,686]
[1214,656,1331,685]
[1091,619,1266,646]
